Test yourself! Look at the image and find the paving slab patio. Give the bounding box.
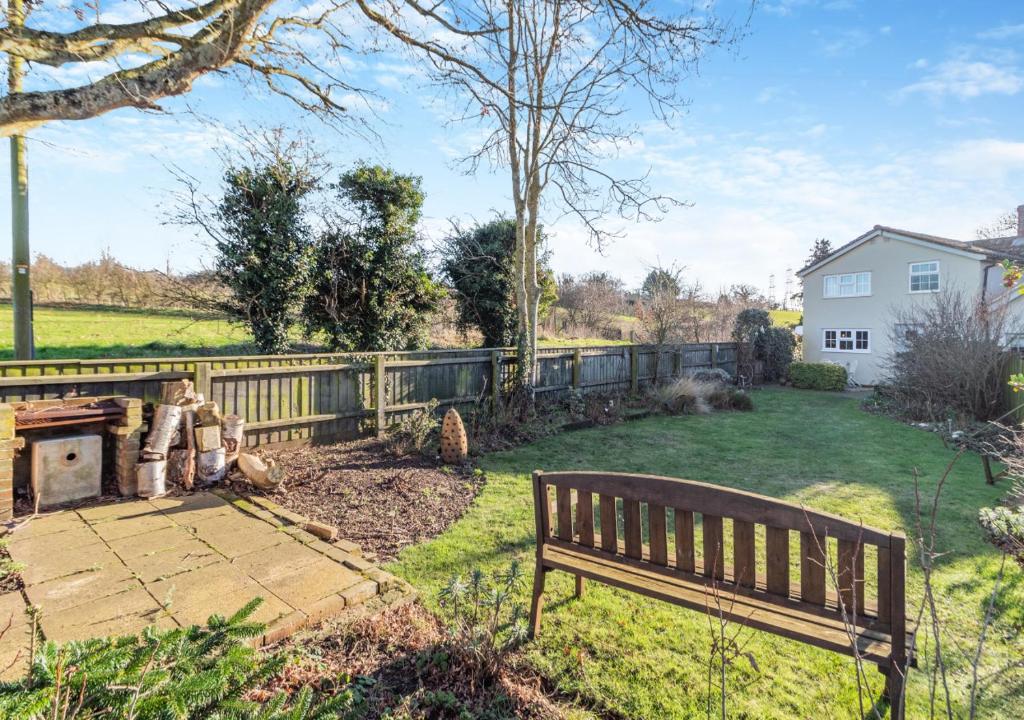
[0,490,413,660]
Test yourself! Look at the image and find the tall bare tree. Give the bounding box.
[355,0,740,394]
[0,0,361,136]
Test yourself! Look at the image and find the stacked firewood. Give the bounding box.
[135,380,246,498]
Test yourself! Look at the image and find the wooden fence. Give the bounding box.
[0,343,738,448]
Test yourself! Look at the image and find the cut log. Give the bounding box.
[144,404,182,456]
[136,460,167,498]
[222,414,245,464]
[182,407,196,490]
[160,379,196,406]
[197,401,221,428]
[238,452,284,490]
[195,424,222,453]
[197,447,227,483]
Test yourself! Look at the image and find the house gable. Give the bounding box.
[797,227,989,279]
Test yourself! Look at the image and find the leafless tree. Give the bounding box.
[354,0,743,393]
[0,0,365,136]
[635,262,687,381]
[976,212,1019,240]
[556,271,624,337]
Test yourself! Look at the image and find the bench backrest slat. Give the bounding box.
[535,470,904,631]
[838,539,866,614]
[765,526,790,595]
[734,519,756,588]
[649,504,668,566]
[702,514,725,581]
[800,530,827,605]
[674,509,696,573]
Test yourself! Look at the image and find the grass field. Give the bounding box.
[0,303,257,359]
[770,308,802,327]
[389,389,1021,719]
[1,303,718,360]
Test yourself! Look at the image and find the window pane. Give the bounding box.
[855,331,869,350]
[856,272,870,294]
[824,276,838,297]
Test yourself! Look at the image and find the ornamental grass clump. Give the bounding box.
[649,377,717,415]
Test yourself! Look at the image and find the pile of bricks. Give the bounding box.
[107,397,144,496]
[0,405,24,521]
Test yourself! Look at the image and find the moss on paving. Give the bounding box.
[389,388,1023,719]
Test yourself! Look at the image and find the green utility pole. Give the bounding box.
[8,0,32,358]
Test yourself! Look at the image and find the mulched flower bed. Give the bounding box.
[249,437,483,561]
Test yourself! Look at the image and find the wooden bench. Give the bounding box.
[529,471,915,718]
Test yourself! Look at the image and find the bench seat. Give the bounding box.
[543,542,914,666]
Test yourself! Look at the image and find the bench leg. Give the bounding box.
[528,563,546,638]
[575,575,585,599]
[885,661,906,720]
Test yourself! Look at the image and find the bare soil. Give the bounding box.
[250,437,483,561]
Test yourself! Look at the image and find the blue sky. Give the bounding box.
[2,0,1023,301]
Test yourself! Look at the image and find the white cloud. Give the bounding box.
[933,139,1024,178]
[819,29,871,57]
[977,23,1024,40]
[899,58,1023,100]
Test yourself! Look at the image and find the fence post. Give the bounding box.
[491,350,502,412]
[630,346,639,394]
[194,362,212,402]
[572,348,582,388]
[375,355,387,438]
[711,344,719,369]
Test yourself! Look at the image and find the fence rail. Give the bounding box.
[0,342,738,447]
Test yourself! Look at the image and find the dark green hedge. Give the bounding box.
[788,362,847,391]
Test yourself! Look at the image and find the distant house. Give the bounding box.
[797,205,1024,386]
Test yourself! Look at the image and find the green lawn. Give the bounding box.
[389,388,1022,719]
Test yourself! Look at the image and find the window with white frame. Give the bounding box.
[823,271,871,298]
[909,261,940,293]
[823,329,870,352]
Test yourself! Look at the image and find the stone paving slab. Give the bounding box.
[0,591,30,681]
[0,490,414,651]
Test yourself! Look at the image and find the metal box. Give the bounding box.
[31,435,103,508]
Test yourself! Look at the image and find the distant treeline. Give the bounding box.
[0,252,225,309]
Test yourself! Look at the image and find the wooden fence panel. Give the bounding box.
[579,348,630,392]
[0,342,738,447]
